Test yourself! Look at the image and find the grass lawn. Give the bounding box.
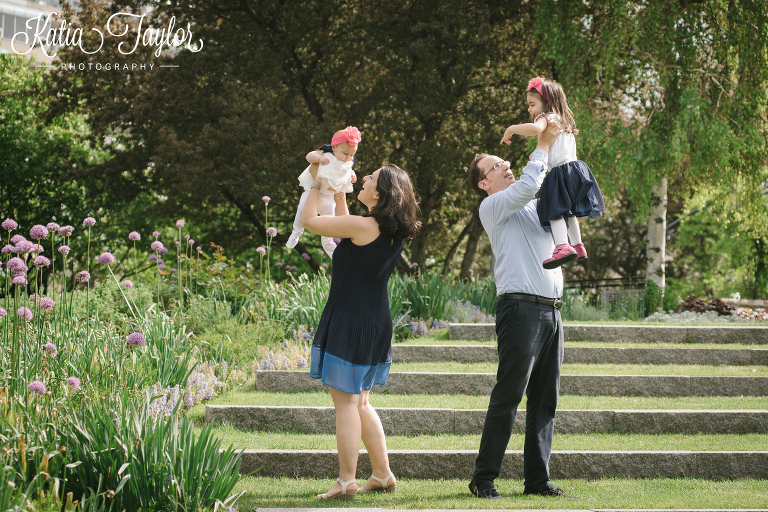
[388,361,768,376]
[201,426,768,451]
[230,476,768,509]
[397,338,764,349]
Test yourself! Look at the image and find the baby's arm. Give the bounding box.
[306,149,330,165]
[500,116,548,145]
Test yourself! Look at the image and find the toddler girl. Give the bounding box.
[287,126,361,258]
[501,76,605,269]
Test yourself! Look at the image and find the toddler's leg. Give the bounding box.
[568,217,588,260]
[542,217,577,269]
[286,190,310,249]
[318,195,338,258]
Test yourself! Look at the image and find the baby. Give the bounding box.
[286,126,361,257]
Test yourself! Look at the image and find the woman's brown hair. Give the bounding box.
[365,164,422,241]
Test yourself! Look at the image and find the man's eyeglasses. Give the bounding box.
[480,160,510,181]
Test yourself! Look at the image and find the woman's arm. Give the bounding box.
[500,117,548,144]
[333,192,349,217]
[302,183,377,243]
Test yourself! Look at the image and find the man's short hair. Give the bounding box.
[468,153,491,198]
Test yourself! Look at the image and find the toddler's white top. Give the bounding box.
[298,152,354,194]
[535,112,577,171]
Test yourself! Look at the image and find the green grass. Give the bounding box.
[398,338,765,348]
[229,476,768,509]
[389,361,768,376]
[188,389,768,418]
[202,426,768,451]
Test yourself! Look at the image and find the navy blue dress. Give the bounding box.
[309,233,403,394]
[536,160,605,231]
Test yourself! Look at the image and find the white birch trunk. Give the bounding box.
[645,176,668,290]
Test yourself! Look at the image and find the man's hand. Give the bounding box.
[536,121,562,151]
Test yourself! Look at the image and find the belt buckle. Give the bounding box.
[553,298,563,309]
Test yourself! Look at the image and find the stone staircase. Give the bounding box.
[207,324,768,480]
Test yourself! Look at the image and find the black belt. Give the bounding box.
[497,292,563,309]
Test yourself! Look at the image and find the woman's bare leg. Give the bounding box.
[321,387,361,496]
[359,390,396,490]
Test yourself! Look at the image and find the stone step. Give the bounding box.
[449,323,768,344]
[234,449,768,480]
[254,370,768,397]
[393,345,768,365]
[207,405,768,435]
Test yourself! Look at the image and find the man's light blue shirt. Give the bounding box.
[478,149,563,299]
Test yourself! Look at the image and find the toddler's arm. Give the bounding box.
[500,116,548,145]
[306,150,330,165]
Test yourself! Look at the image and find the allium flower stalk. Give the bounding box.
[1,218,17,231]
[29,225,48,240]
[29,381,46,394]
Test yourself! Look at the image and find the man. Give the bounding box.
[467,121,574,499]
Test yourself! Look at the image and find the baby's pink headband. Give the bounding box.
[527,76,550,102]
[331,126,362,147]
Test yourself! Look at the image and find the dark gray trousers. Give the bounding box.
[472,298,563,491]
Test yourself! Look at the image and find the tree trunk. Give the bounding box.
[441,217,473,276]
[645,176,667,301]
[459,209,484,281]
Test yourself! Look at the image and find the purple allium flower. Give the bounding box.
[33,256,50,267]
[7,257,25,273]
[12,276,27,286]
[58,246,70,255]
[126,332,146,347]
[158,264,166,271]
[46,222,60,231]
[29,225,49,240]
[175,240,181,246]
[15,241,34,254]
[302,253,310,260]
[150,241,163,251]
[176,220,185,228]
[39,297,55,311]
[301,332,311,340]
[43,342,58,356]
[171,268,176,273]
[184,234,190,240]
[256,247,266,255]
[411,262,419,268]
[17,307,32,321]
[66,377,81,391]
[149,254,157,261]
[188,239,194,244]
[276,262,283,267]
[0,307,6,318]
[75,271,90,283]
[196,246,201,252]
[152,230,160,237]
[58,225,74,237]
[10,234,26,244]
[128,231,141,241]
[321,262,329,268]
[122,279,133,288]
[266,227,277,237]
[333,238,341,244]
[1,244,13,254]
[34,244,44,253]
[2,218,18,231]
[99,252,115,264]
[159,247,168,254]
[262,196,271,203]
[83,217,96,226]
[29,381,46,394]
[157,259,164,265]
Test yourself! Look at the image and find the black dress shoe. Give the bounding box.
[469,480,501,499]
[523,486,577,498]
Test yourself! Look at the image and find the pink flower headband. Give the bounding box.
[527,76,550,102]
[331,126,362,147]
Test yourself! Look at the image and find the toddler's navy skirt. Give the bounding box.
[537,160,605,232]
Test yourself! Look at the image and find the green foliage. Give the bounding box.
[389,272,497,321]
[68,280,157,329]
[644,280,663,316]
[561,288,610,322]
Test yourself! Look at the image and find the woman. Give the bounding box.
[302,163,421,501]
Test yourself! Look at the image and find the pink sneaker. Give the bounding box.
[573,243,588,261]
[543,243,577,269]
